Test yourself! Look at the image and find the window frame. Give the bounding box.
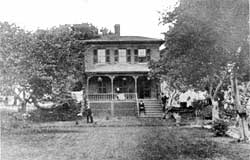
[138,49,147,63]
[118,49,127,63]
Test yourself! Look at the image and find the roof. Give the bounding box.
[84,36,165,44]
[86,63,150,73]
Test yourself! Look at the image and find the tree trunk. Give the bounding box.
[208,82,220,121]
[212,99,219,121]
[232,75,249,141]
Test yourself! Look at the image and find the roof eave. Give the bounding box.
[83,40,165,45]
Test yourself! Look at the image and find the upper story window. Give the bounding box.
[118,49,126,63]
[93,49,110,64]
[114,49,131,63]
[134,49,151,63]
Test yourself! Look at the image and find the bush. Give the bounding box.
[28,99,81,122]
[212,119,229,136]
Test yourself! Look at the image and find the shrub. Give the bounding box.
[212,119,229,136]
[28,99,81,122]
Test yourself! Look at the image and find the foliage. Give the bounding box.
[28,97,81,122]
[0,22,100,107]
[212,119,229,136]
[150,0,249,99]
[0,22,34,96]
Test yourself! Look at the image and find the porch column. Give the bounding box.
[86,76,91,99]
[133,76,138,97]
[110,76,115,116]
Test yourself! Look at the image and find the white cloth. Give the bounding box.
[179,93,188,102]
[117,93,125,100]
[71,91,83,103]
[197,91,207,100]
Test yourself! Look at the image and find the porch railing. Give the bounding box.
[87,93,137,101]
[87,93,113,101]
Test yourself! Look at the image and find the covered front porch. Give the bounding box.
[86,74,160,102]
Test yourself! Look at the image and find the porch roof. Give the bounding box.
[86,63,149,73]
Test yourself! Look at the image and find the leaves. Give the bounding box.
[0,22,99,104]
[151,0,249,96]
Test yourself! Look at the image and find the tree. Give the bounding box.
[150,0,249,120]
[0,22,100,110]
[0,22,35,109]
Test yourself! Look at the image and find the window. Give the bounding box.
[98,81,107,93]
[138,49,146,63]
[105,49,110,63]
[137,49,150,63]
[118,49,126,63]
[97,49,105,63]
[126,49,131,62]
[94,49,107,64]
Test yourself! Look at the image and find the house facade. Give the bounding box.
[83,25,164,117]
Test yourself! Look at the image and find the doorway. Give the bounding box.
[137,77,151,99]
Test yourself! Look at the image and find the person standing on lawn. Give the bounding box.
[85,98,93,123]
[161,93,168,113]
[76,99,85,125]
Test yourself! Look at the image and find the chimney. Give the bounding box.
[114,24,120,36]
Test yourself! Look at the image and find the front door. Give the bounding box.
[137,78,151,99]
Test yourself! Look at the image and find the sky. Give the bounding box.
[0,0,177,39]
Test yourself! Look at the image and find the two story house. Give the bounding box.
[83,24,164,117]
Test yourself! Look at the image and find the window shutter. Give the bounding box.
[93,49,97,63]
[146,49,151,61]
[105,49,110,63]
[114,50,119,62]
[134,49,138,62]
[127,49,131,62]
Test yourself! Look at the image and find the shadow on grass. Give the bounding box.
[2,127,85,135]
[136,128,238,160]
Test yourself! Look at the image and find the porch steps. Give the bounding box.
[139,99,163,118]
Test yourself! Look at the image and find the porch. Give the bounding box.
[86,74,160,101]
[85,74,162,117]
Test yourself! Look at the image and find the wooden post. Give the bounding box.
[111,76,114,116]
[134,76,138,97]
[133,75,139,116]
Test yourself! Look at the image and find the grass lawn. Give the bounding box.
[1,125,250,160]
[1,109,250,160]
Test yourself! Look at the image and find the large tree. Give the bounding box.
[0,22,99,109]
[150,0,249,119]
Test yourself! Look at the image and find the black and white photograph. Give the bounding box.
[0,0,250,159]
